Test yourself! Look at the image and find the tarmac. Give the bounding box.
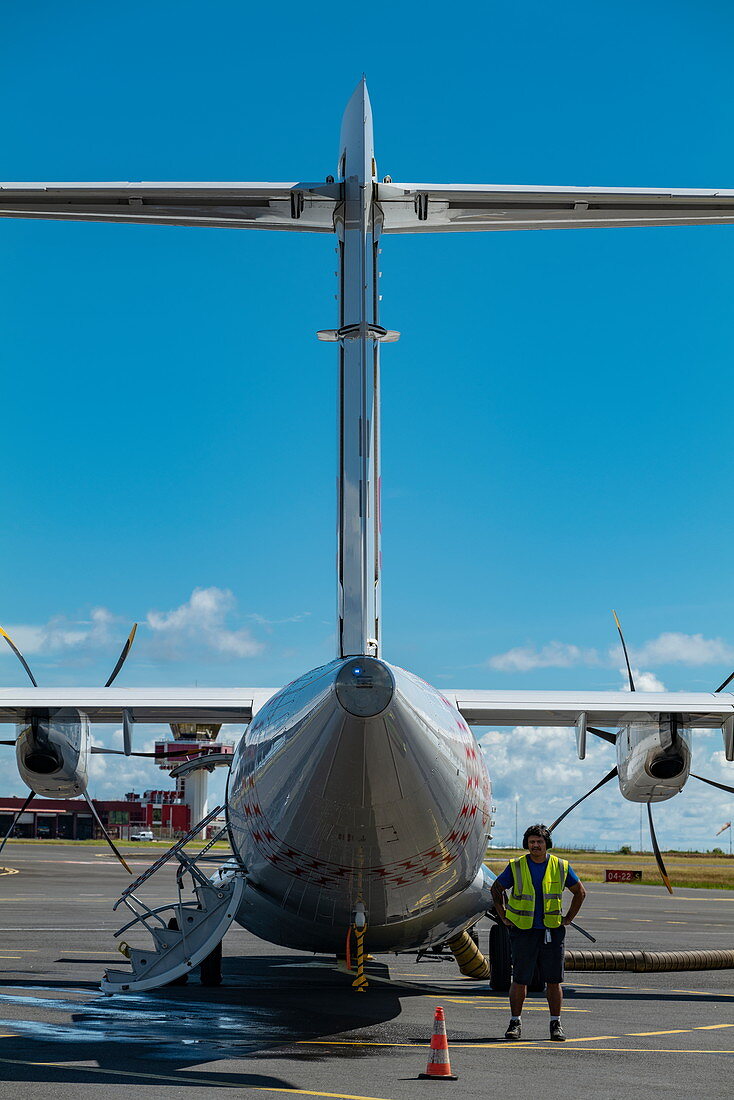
[0,842,732,1098]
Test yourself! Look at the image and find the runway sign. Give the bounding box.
[605,869,643,883]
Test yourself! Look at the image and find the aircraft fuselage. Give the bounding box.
[227,657,493,952]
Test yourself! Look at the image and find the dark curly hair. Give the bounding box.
[522,823,553,850]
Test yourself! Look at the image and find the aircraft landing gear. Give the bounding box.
[488,919,511,991]
[199,940,223,986]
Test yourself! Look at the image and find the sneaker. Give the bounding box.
[549,1020,566,1042]
[504,1019,522,1041]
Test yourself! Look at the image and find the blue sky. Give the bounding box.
[1,2,734,851]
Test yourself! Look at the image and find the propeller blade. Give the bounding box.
[0,790,34,857]
[81,790,133,874]
[587,726,617,745]
[91,746,210,759]
[612,609,635,692]
[714,669,734,693]
[0,626,38,687]
[647,802,672,894]
[549,766,618,833]
[104,623,138,687]
[690,772,734,795]
[0,740,16,746]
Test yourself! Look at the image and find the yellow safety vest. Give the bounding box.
[505,854,568,930]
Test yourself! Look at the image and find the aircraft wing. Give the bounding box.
[377,182,734,234]
[0,687,278,724]
[445,690,734,729]
[0,182,339,232]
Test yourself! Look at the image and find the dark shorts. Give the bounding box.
[508,925,565,985]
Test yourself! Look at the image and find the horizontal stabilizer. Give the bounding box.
[0,182,339,233]
[377,182,734,234]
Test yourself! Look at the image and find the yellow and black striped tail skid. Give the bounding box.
[352,926,368,991]
[447,930,490,979]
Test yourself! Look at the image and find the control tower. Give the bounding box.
[155,722,233,838]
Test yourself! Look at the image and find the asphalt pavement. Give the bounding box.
[0,842,732,1099]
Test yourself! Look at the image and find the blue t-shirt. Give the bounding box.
[495,855,579,929]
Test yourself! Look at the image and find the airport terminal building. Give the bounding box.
[0,789,191,841]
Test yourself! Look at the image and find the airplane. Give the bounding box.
[0,80,733,990]
[0,623,226,871]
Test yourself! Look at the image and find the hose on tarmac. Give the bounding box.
[448,930,491,979]
[565,948,734,972]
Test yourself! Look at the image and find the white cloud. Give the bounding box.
[249,612,311,628]
[3,605,118,657]
[88,729,170,796]
[146,586,263,659]
[0,587,265,670]
[625,668,666,692]
[487,630,734,676]
[487,642,599,672]
[627,632,734,667]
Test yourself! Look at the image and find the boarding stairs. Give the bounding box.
[101,804,245,993]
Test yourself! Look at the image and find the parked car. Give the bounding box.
[130,830,155,842]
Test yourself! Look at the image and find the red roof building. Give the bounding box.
[0,791,191,841]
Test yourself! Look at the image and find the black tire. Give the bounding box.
[166,917,188,986]
[489,921,511,992]
[199,940,223,986]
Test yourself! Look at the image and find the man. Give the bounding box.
[490,823,586,1042]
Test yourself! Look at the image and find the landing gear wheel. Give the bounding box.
[199,940,223,986]
[166,917,188,986]
[489,921,511,992]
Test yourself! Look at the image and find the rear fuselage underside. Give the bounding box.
[226,657,493,953]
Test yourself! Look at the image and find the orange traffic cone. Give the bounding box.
[418,1006,458,1080]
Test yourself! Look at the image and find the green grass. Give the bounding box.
[486,847,734,890]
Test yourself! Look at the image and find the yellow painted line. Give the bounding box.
[571,983,734,999]
[694,1024,734,1031]
[0,957,22,960]
[563,1035,619,1042]
[627,1029,689,1037]
[0,868,19,876]
[445,1000,589,1012]
[298,1040,734,1055]
[0,1061,401,1100]
[531,1047,734,1055]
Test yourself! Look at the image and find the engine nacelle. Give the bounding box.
[15,708,90,797]
[616,714,691,803]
